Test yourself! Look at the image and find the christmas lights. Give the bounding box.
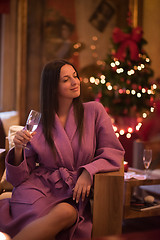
[87,77,156,97]
[85,24,158,139]
[112,120,144,138]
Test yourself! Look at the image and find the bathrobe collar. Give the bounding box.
[53,105,78,168]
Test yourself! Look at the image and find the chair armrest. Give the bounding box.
[92,161,124,237]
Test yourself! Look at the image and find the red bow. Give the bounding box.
[112,27,143,61]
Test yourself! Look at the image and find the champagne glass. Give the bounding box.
[143,149,152,178]
[26,110,41,133]
[24,110,41,149]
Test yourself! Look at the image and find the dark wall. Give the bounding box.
[26,0,44,118]
[25,0,140,121]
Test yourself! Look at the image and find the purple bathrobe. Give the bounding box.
[0,101,124,239]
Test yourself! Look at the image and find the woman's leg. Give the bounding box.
[12,202,77,240]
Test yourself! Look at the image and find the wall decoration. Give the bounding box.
[42,0,83,69]
[89,0,115,32]
[43,8,74,62]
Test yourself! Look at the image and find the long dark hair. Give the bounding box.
[40,59,84,152]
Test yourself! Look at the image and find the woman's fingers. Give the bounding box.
[73,184,91,203]
[73,169,92,203]
[81,185,91,201]
[14,130,32,148]
[75,186,82,203]
[86,185,91,197]
[73,185,83,203]
[81,186,87,202]
[15,130,30,140]
[21,130,32,140]
[72,184,78,201]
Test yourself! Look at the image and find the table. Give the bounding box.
[124,168,160,219]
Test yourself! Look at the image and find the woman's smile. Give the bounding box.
[58,64,80,100]
[70,86,79,91]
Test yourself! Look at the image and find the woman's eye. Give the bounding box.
[63,78,68,82]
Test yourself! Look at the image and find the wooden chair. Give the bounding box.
[92,162,124,237]
[0,138,124,238]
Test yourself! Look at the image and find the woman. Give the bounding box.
[0,59,124,239]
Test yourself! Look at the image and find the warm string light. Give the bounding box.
[82,50,156,138]
[111,108,158,138]
[89,36,106,67]
[110,57,148,75]
[87,76,156,97]
[73,42,84,56]
[82,75,155,138]
[112,121,144,139]
[90,36,98,59]
[73,42,82,49]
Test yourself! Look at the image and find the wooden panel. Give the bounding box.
[92,162,124,237]
[26,0,44,117]
[16,0,28,125]
[0,0,17,111]
[115,0,129,28]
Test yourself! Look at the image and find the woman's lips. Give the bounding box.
[71,86,79,91]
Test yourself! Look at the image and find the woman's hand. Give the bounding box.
[73,169,92,203]
[13,129,35,166]
[13,129,33,149]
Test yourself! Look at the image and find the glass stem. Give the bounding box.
[145,168,149,178]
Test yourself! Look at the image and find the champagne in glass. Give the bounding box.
[143,149,152,178]
[24,110,41,149]
[26,110,41,133]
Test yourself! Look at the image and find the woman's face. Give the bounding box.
[58,64,80,101]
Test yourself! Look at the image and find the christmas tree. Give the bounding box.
[89,13,156,120]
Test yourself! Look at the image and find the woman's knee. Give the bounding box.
[56,202,77,225]
[47,202,77,229]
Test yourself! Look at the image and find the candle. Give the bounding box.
[124,161,129,172]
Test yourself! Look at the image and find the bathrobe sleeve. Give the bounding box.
[78,102,125,182]
[5,146,37,187]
